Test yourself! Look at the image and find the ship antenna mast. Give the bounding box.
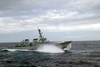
[37,26,43,39]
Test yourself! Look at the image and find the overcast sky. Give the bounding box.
[0,0,100,42]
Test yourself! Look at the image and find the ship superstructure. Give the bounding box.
[33,28,49,45]
[15,28,49,47]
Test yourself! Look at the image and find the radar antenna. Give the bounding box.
[37,27,43,39]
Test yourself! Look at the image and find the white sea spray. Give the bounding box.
[36,44,64,53]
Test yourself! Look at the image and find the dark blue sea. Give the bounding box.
[0,41,100,67]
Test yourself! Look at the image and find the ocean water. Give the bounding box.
[0,41,100,67]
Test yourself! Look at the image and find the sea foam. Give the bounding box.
[36,44,64,53]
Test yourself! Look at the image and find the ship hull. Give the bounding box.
[55,41,71,50]
[7,41,71,51]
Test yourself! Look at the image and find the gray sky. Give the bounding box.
[0,0,100,42]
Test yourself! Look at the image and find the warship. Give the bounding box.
[7,28,71,51]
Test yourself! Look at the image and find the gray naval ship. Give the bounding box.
[8,28,71,51]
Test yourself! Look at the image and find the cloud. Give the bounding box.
[0,0,100,41]
[0,0,100,16]
[0,8,100,34]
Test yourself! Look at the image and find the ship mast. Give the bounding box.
[38,28,42,38]
[37,27,49,44]
[37,27,43,39]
